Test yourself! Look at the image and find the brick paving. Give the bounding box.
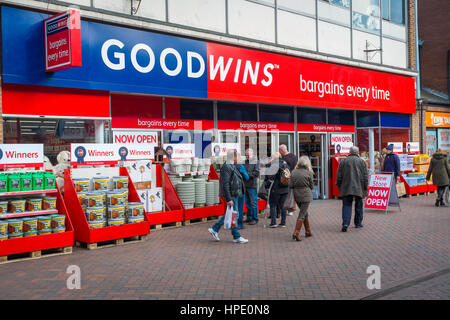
[0,193,449,300]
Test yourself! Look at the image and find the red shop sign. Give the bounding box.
[298,124,355,133]
[217,121,295,131]
[112,117,215,131]
[207,43,415,113]
[44,9,82,72]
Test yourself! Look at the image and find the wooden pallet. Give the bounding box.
[0,246,72,265]
[76,235,147,250]
[183,217,207,226]
[150,221,182,231]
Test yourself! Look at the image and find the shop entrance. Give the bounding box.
[298,133,327,199]
[239,131,279,162]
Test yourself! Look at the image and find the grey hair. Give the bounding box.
[350,146,359,155]
[297,155,314,173]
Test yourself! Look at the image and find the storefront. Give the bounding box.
[425,112,450,156]
[1,6,416,199]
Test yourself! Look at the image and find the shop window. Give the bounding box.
[356,111,379,127]
[111,94,163,119]
[323,0,351,9]
[3,118,97,165]
[297,107,326,124]
[437,128,450,154]
[380,128,409,151]
[180,99,213,120]
[259,105,294,123]
[380,112,409,128]
[163,130,193,144]
[381,0,405,24]
[426,129,437,157]
[218,102,257,121]
[352,0,381,33]
[356,128,380,153]
[328,109,354,125]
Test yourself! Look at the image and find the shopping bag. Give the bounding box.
[224,205,233,229]
[231,211,237,229]
[283,189,295,211]
[445,186,450,205]
[396,182,406,197]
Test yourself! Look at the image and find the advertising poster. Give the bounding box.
[437,129,450,153]
[211,143,240,157]
[365,173,393,210]
[0,144,44,169]
[71,144,154,166]
[405,142,419,154]
[387,142,403,154]
[163,144,195,159]
[330,134,353,155]
[426,130,437,157]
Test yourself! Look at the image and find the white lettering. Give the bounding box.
[131,43,155,73]
[160,48,182,76]
[187,51,205,78]
[101,39,125,70]
[209,55,233,81]
[261,63,274,87]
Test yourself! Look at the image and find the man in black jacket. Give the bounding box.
[208,150,249,244]
[279,144,298,216]
[243,148,260,225]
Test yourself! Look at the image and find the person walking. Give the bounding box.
[289,156,314,241]
[336,146,369,232]
[426,149,450,207]
[208,150,248,243]
[243,148,260,225]
[383,144,400,180]
[235,153,250,229]
[265,152,290,228]
[279,144,298,216]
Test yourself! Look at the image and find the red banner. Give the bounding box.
[207,43,415,113]
[217,120,294,131]
[44,9,81,72]
[298,124,355,133]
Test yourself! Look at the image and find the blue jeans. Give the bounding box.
[212,197,241,239]
[342,195,363,227]
[245,188,258,222]
[236,195,245,229]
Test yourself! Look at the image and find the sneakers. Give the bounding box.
[279,224,286,228]
[269,224,278,228]
[233,237,249,244]
[208,228,220,241]
[355,224,364,228]
[341,226,348,232]
[287,212,293,216]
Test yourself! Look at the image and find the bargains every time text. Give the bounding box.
[300,74,390,102]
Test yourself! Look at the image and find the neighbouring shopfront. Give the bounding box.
[425,112,450,156]
[0,6,416,199]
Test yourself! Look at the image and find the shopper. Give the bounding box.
[235,153,250,229]
[383,144,400,180]
[426,149,450,207]
[336,146,369,232]
[243,148,260,225]
[279,144,298,216]
[265,152,290,228]
[208,150,248,243]
[289,156,314,241]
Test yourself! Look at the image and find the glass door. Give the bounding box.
[279,132,294,155]
[298,133,326,199]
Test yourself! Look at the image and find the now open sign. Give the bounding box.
[365,173,393,210]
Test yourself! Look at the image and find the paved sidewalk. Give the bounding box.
[0,194,449,300]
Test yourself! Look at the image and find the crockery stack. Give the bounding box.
[176,182,195,208]
[191,158,199,173]
[212,179,220,204]
[205,181,216,206]
[193,178,206,207]
[184,158,192,173]
[168,175,182,187]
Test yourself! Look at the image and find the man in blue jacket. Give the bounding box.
[383,144,401,180]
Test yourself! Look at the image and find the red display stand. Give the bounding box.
[399,175,428,195]
[0,181,74,257]
[183,165,226,221]
[64,168,150,245]
[145,164,184,226]
[330,156,343,198]
[428,184,437,193]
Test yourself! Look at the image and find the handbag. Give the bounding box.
[258,180,272,200]
[396,182,406,197]
[282,189,295,211]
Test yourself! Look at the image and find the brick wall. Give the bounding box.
[407,0,417,71]
[418,0,450,96]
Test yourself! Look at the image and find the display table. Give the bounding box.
[64,167,150,249]
[0,180,74,263]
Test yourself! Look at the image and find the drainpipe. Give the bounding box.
[414,0,423,153]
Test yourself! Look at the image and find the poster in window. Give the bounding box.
[426,130,437,157]
[437,129,450,153]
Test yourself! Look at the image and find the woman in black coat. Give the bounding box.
[264,152,289,228]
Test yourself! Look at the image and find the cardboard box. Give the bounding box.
[123,160,152,183]
[136,189,149,213]
[147,188,163,212]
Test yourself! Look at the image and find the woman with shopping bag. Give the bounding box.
[208,149,249,244]
[289,156,315,241]
[426,149,450,207]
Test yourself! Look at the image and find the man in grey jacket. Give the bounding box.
[208,150,249,244]
[336,146,369,232]
[243,148,260,225]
